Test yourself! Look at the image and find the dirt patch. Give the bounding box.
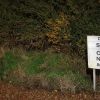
[0,81,100,100]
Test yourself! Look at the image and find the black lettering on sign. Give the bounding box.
[96,51,100,55]
[96,57,100,61]
[96,43,100,47]
[97,63,100,66]
[98,37,100,40]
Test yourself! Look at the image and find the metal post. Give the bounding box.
[93,69,96,91]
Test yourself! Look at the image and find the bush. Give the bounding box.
[69,0,100,57]
[0,0,100,58]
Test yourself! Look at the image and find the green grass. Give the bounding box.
[65,70,92,89]
[24,52,46,75]
[0,51,20,79]
[0,49,92,91]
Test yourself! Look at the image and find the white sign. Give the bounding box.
[87,36,100,69]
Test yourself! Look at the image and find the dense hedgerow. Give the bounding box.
[0,0,100,57]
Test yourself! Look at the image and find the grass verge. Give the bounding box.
[0,48,92,92]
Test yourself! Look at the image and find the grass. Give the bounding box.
[24,52,46,75]
[0,48,92,92]
[0,51,20,79]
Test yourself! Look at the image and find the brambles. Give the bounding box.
[0,0,99,57]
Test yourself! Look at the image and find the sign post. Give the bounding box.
[87,36,100,91]
[93,69,96,91]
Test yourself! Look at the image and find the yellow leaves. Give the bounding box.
[47,32,58,38]
[56,20,62,25]
[47,13,69,29]
[63,34,68,40]
[46,12,70,45]
[46,32,59,44]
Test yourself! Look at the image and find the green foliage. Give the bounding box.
[0,49,92,90]
[24,52,46,75]
[47,54,61,67]
[69,0,100,57]
[66,70,92,89]
[0,0,100,56]
[0,51,19,79]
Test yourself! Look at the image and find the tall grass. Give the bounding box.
[0,48,92,92]
[0,51,20,79]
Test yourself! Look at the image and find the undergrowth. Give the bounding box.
[0,48,92,92]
